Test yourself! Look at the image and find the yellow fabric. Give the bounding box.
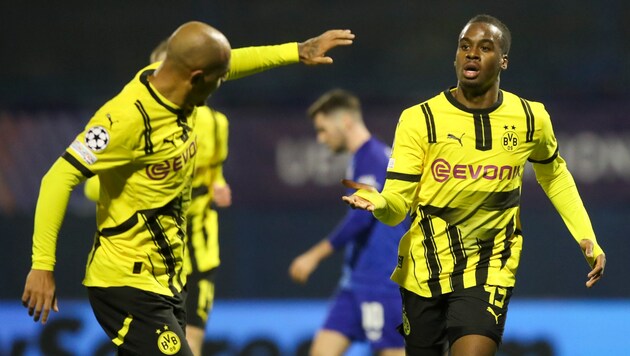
[354,89,603,297]
[184,107,229,274]
[227,43,299,80]
[31,43,300,296]
[83,176,99,202]
[32,158,86,271]
[532,156,603,266]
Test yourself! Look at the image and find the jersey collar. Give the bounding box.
[443,87,503,115]
[139,69,186,116]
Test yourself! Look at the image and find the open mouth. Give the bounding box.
[463,62,480,78]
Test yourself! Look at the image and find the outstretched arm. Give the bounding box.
[227,29,354,80]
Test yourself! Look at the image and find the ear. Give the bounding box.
[500,55,509,70]
[190,70,204,87]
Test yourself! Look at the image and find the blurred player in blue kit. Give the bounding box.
[289,89,407,356]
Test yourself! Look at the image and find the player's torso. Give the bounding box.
[84,70,198,295]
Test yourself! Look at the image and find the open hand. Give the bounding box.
[298,29,354,65]
[341,179,376,211]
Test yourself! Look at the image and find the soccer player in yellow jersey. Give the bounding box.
[343,14,606,356]
[22,21,354,355]
[84,39,233,356]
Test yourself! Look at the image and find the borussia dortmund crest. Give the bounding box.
[501,125,519,152]
[402,310,411,336]
[155,325,181,355]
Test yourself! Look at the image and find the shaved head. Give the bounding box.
[151,21,232,109]
[166,21,231,72]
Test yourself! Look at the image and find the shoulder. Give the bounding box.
[502,90,550,118]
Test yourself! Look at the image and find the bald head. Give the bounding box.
[166,21,231,72]
[151,21,232,109]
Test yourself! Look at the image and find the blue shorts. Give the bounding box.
[322,288,404,351]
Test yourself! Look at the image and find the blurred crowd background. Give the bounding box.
[1,0,628,302]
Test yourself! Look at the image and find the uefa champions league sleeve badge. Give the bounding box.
[85,126,110,152]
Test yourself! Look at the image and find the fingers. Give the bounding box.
[22,270,57,323]
[298,29,354,66]
[341,195,375,211]
[341,179,376,191]
[586,254,606,288]
[586,270,603,288]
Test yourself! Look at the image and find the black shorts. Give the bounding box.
[400,285,513,355]
[184,268,217,329]
[88,286,193,355]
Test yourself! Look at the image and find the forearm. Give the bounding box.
[32,158,85,270]
[534,157,604,258]
[328,209,374,249]
[355,178,416,226]
[226,43,299,80]
[308,239,334,262]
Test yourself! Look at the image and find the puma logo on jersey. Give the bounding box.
[106,113,119,128]
[447,133,465,146]
[486,306,502,324]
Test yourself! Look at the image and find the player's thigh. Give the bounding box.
[184,268,217,329]
[399,287,448,356]
[446,284,513,348]
[310,329,351,356]
[88,286,192,356]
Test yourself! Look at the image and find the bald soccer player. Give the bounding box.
[22,21,354,355]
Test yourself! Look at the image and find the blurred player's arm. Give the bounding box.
[83,176,99,202]
[226,29,354,80]
[289,202,377,284]
[23,156,89,323]
[210,109,231,208]
[211,165,231,208]
[289,239,333,284]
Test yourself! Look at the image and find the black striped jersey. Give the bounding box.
[183,106,229,275]
[31,43,299,297]
[355,88,603,298]
[74,62,197,296]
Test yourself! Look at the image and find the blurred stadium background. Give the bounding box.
[1,1,628,355]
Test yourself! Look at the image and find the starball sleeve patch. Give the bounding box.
[85,126,110,152]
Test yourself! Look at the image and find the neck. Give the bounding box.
[346,125,371,153]
[453,81,500,109]
[149,63,189,109]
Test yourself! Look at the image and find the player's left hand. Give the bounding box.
[580,239,606,288]
[298,29,354,65]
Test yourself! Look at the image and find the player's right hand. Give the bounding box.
[22,269,58,324]
[341,179,376,211]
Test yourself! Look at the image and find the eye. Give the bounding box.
[460,44,469,50]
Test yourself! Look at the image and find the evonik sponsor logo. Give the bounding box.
[146,139,197,180]
[431,158,521,183]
